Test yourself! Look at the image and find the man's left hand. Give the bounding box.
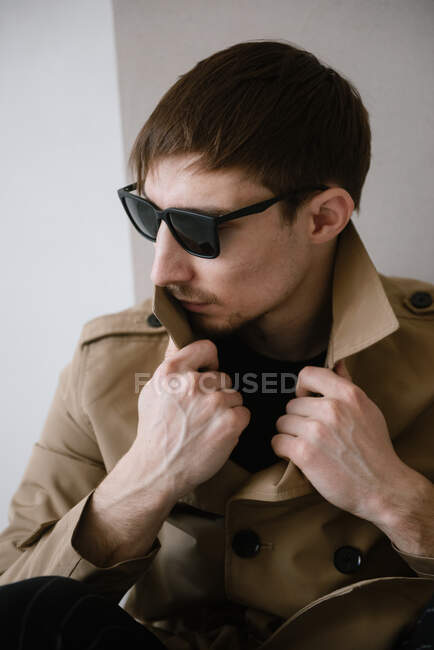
[272,359,410,525]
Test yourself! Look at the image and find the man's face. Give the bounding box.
[146,154,314,342]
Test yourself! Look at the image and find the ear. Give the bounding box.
[307,187,354,244]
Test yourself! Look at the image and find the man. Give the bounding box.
[1,40,433,650]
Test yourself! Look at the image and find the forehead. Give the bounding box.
[144,154,273,211]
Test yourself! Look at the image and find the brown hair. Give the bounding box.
[129,40,371,222]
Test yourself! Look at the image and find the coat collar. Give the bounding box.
[324,218,399,369]
[153,219,400,510]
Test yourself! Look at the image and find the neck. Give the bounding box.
[238,242,336,362]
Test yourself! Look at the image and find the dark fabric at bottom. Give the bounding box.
[392,591,434,650]
[0,576,166,649]
[1,576,434,649]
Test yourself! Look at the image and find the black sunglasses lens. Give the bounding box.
[169,212,217,257]
[122,194,218,257]
[124,197,159,240]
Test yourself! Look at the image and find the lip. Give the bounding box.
[179,301,211,312]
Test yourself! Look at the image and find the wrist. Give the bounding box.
[372,465,434,555]
[72,457,177,567]
[103,446,179,513]
[119,441,182,507]
[94,462,177,517]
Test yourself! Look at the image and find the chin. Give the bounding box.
[188,311,246,342]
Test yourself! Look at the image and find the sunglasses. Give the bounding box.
[117,182,330,259]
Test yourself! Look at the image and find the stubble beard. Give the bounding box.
[186,307,270,344]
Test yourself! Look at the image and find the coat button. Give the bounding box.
[410,291,432,309]
[147,313,162,328]
[334,546,363,574]
[232,530,261,558]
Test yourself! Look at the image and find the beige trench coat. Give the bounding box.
[1,219,434,649]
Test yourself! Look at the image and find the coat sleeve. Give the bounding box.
[392,399,434,579]
[0,335,160,601]
[393,545,434,578]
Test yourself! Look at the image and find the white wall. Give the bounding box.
[0,1,133,527]
[112,0,434,302]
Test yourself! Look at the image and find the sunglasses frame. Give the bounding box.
[118,182,330,259]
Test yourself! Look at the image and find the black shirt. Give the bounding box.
[217,336,327,473]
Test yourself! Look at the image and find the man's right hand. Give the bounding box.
[130,337,250,502]
[72,338,250,566]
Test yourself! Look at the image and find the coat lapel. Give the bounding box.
[324,219,399,369]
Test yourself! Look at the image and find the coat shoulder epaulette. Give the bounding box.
[379,274,434,320]
[78,297,167,346]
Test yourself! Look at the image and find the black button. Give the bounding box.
[232,530,261,558]
[334,546,363,574]
[147,313,162,328]
[410,291,432,309]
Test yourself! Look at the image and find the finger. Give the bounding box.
[231,405,251,430]
[163,339,219,373]
[285,396,325,417]
[197,371,233,393]
[204,387,243,411]
[295,366,349,399]
[271,432,298,462]
[275,413,308,437]
[222,389,244,409]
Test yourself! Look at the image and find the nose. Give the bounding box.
[150,221,195,287]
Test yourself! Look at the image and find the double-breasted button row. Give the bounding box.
[232,530,363,574]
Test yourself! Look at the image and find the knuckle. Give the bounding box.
[225,406,239,423]
[220,372,233,389]
[343,383,361,403]
[298,439,313,464]
[163,357,179,375]
[307,418,326,437]
[197,371,216,391]
[219,409,238,435]
[186,370,198,389]
[229,405,250,426]
[324,398,340,420]
[298,366,311,382]
[215,372,233,392]
[208,390,225,409]
[198,338,218,357]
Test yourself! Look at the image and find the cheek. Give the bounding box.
[218,256,286,308]
[206,226,298,300]
[217,255,264,285]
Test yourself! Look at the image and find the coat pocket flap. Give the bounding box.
[17,520,58,550]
